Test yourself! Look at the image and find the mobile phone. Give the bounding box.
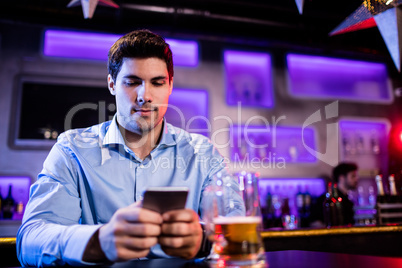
[142,186,189,214]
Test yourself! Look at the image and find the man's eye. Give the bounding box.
[125,81,140,86]
[153,80,166,86]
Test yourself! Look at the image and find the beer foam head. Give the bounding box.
[213,216,261,224]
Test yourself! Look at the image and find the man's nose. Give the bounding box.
[137,82,152,104]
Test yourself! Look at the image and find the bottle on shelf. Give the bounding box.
[288,185,295,212]
[332,183,344,226]
[2,184,15,219]
[281,197,293,229]
[323,182,344,227]
[356,134,365,154]
[242,85,251,102]
[357,186,365,206]
[375,175,386,204]
[302,185,312,227]
[388,174,399,203]
[0,186,3,219]
[303,185,312,214]
[258,136,267,161]
[375,174,391,225]
[263,186,275,228]
[368,186,376,206]
[323,182,336,227]
[342,135,351,155]
[370,132,380,154]
[254,91,261,103]
[281,197,290,216]
[265,186,272,212]
[296,184,311,227]
[240,137,248,160]
[271,185,282,227]
[14,188,25,220]
[247,134,258,160]
[296,185,304,217]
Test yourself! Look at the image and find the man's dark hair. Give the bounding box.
[332,162,358,183]
[108,29,174,82]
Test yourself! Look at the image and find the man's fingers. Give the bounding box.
[162,209,198,222]
[160,246,195,260]
[113,247,151,261]
[116,207,163,224]
[159,235,201,260]
[161,222,201,236]
[158,209,204,259]
[117,236,159,250]
[158,235,197,249]
[120,223,161,237]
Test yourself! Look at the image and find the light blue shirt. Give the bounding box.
[16,116,231,267]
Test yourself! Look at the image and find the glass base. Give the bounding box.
[206,249,267,267]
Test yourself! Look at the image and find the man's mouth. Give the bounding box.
[133,107,157,115]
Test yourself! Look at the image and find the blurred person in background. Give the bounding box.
[310,162,358,227]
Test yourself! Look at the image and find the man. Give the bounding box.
[331,162,358,225]
[17,29,232,266]
[310,162,358,227]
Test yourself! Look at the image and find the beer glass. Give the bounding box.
[202,171,266,267]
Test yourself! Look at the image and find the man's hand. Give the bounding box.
[84,202,163,262]
[158,209,203,259]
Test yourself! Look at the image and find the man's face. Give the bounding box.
[345,170,358,191]
[108,57,172,135]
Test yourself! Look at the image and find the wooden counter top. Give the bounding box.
[261,225,402,257]
[261,224,402,238]
[2,225,402,267]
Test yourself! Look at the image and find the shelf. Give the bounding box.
[224,50,274,108]
[230,125,317,163]
[286,54,393,103]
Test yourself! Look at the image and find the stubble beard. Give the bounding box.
[120,110,162,135]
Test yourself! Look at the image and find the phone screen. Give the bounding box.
[142,187,189,214]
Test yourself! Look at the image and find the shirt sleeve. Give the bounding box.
[16,141,103,267]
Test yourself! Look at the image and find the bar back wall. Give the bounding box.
[0,22,401,225]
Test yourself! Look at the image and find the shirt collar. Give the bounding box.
[158,118,177,147]
[103,114,125,147]
[103,115,177,148]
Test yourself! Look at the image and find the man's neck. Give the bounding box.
[337,182,348,196]
[119,122,163,160]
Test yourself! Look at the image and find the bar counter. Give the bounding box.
[261,225,402,257]
[111,250,402,268]
[2,225,402,267]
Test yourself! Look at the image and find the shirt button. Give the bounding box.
[139,164,144,168]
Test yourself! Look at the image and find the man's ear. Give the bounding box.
[108,74,116,96]
[169,77,174,95]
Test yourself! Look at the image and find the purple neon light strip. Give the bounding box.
[166,39,199,67]
[258,178,326,197]
[287,53,392,102]
[43,30,199,67]
[43,30,120,61]
[339,119,388,131]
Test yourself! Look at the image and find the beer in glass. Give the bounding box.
[202,171,266,266]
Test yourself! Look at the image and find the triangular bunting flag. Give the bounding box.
[295,0,304,15]
[375,6,402,71]
[67,0,119,19]
[329,0,402,71]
